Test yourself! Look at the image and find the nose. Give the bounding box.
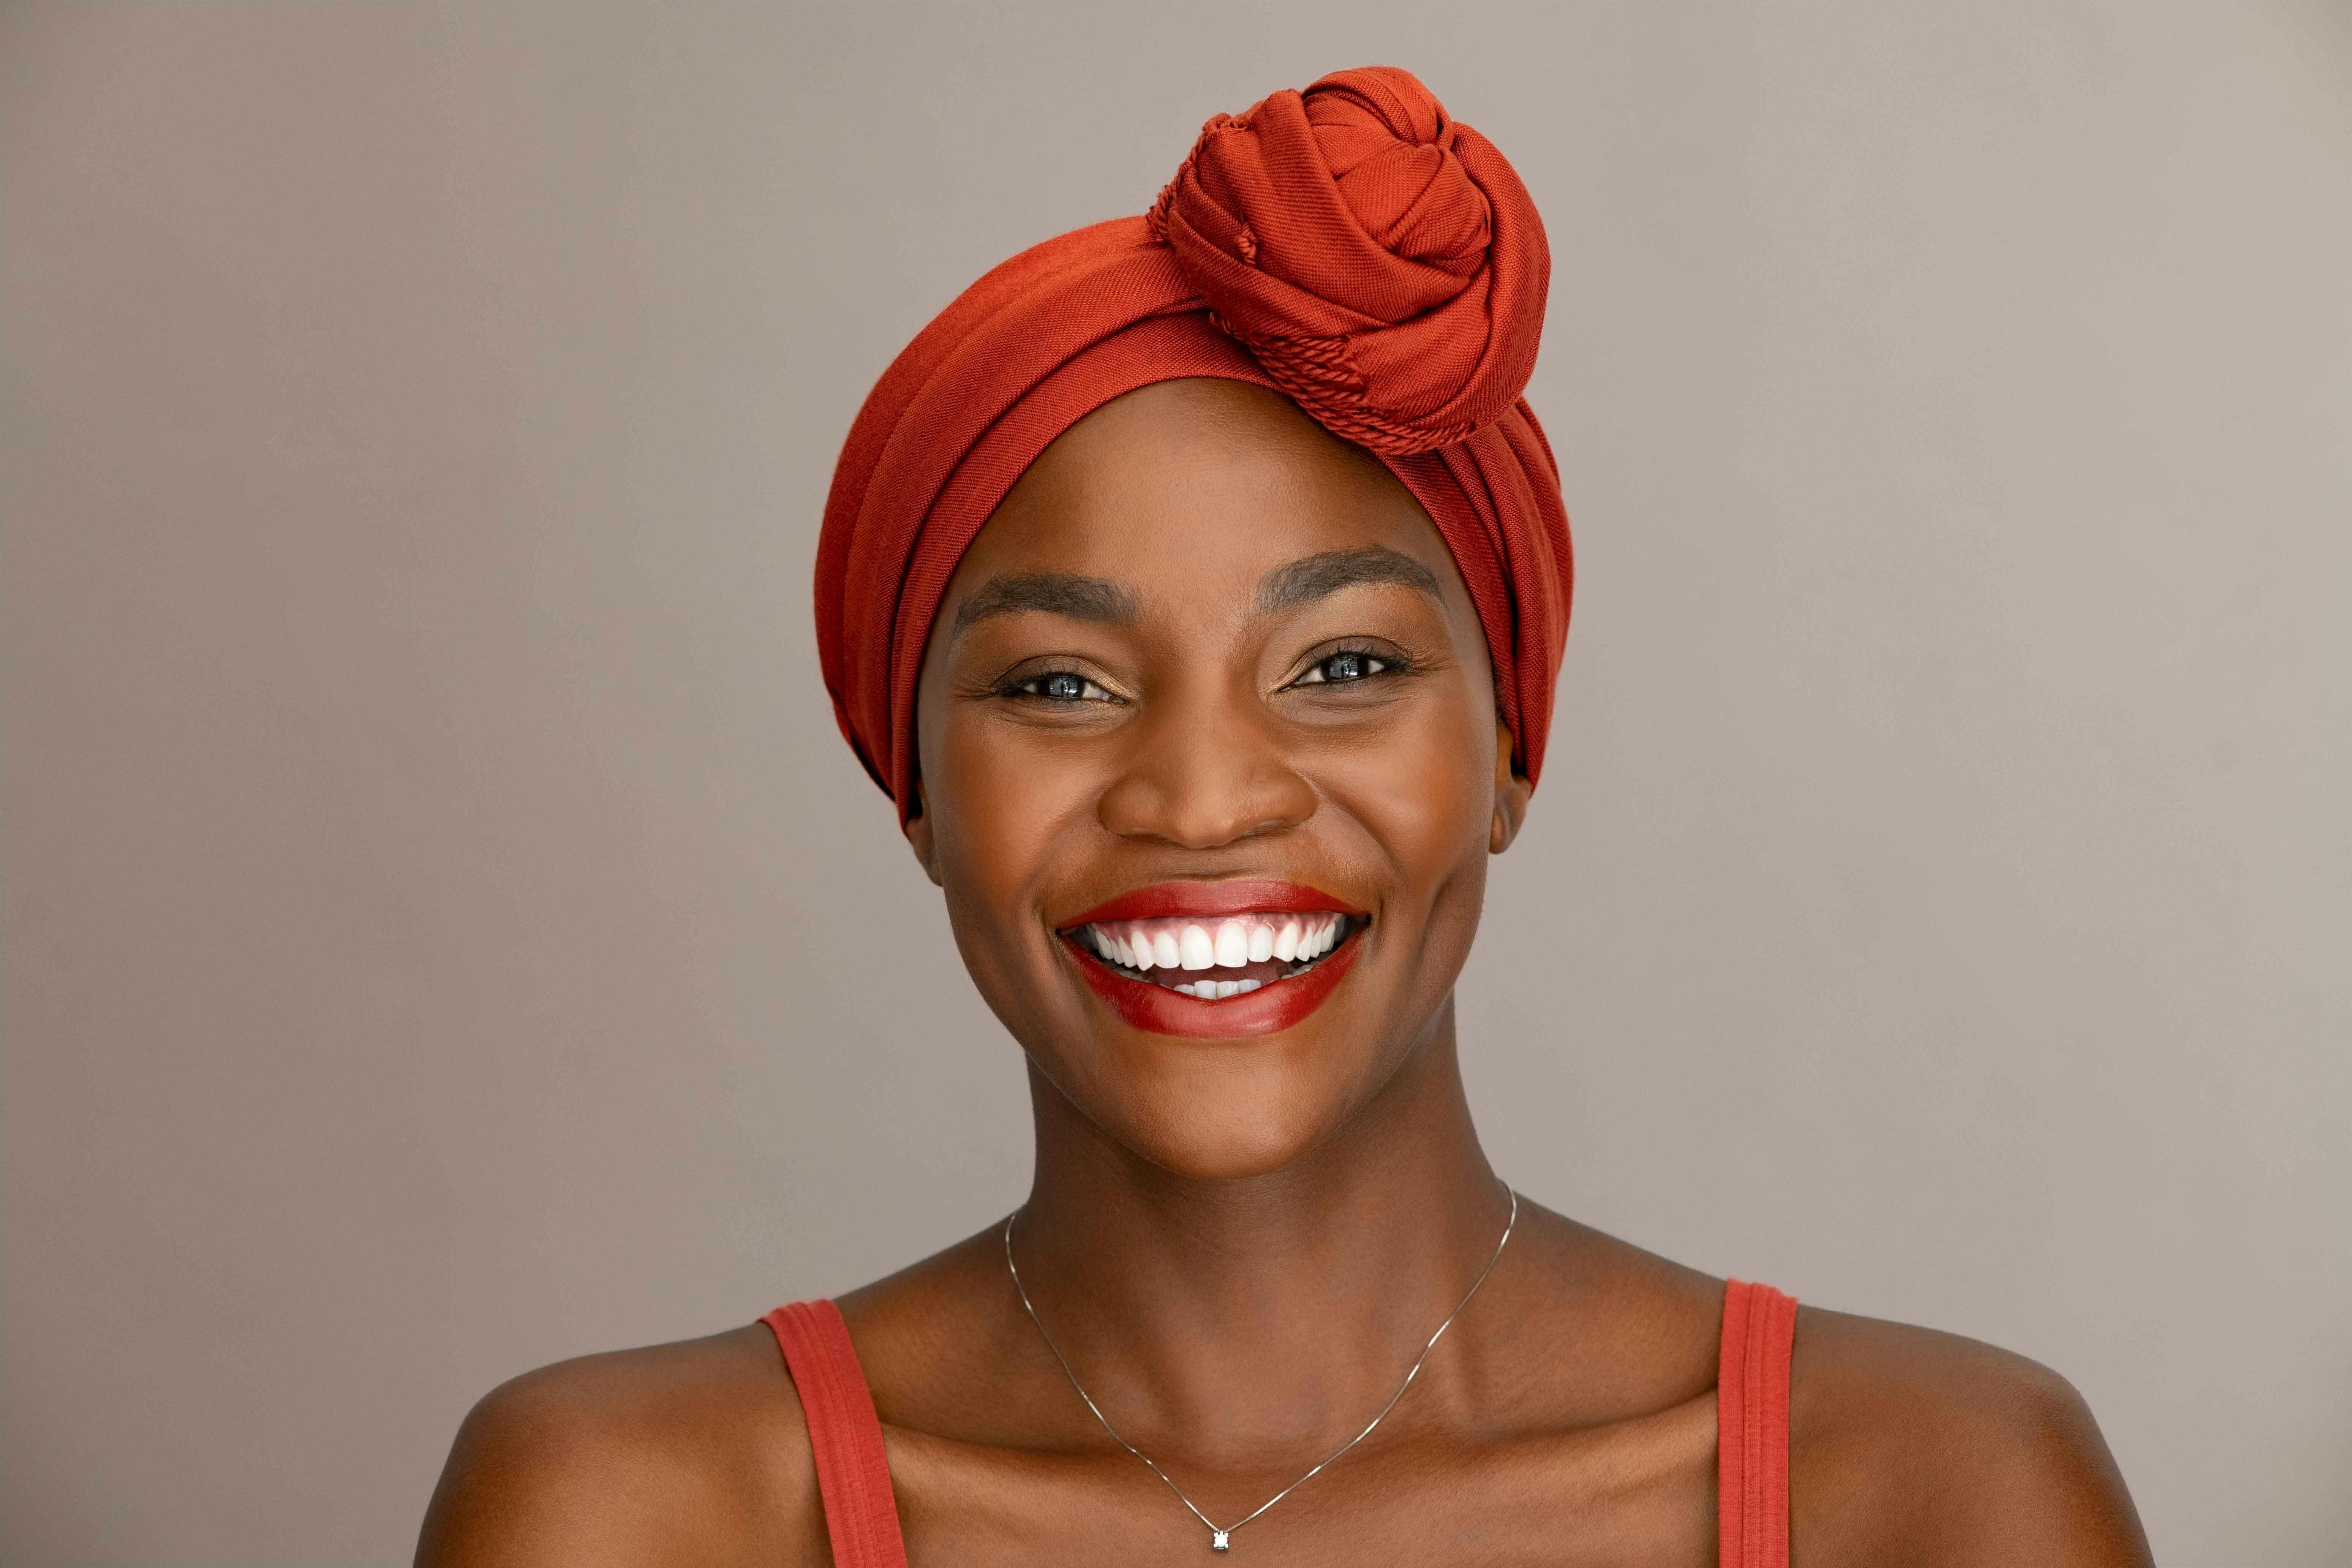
[1095,684,1318,849]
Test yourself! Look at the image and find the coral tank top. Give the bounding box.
[764,1278,1797,1567]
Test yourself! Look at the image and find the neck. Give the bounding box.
[1008,994,1512,1461]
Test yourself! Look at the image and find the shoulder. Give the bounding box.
[414,1322,827,1568]
[1788,1304,2152,1568]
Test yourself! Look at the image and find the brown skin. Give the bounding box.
[418,379,2152,1566]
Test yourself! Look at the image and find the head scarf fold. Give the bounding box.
[816,66,1572,820]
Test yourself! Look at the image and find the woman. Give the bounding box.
[419,68,2150,1566]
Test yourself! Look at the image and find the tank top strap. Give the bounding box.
[763,1299,910,1568]
[1717,1279,1798,1568]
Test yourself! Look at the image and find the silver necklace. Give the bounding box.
[1002,1185,1518,1552]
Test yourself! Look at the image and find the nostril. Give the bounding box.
[1094,722,1319,848]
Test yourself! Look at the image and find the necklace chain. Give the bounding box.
[1001,1183,1518,1552]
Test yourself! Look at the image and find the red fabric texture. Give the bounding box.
[814,67,1573,820]
[1148,65,1548,455]
[762,1301,909,1568]
[1716,1280,1799,1568]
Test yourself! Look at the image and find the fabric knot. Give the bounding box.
[815,66,1573,820]
[1148,66,1549,456]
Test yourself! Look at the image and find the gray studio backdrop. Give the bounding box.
[4,3,2347,1564]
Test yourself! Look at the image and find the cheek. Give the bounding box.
[923,711,1101,944]
[1334,684,1495,874]
[1356,696,1496,1020]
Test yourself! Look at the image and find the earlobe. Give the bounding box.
[903,784,944,886]
[1489,722,1531,855]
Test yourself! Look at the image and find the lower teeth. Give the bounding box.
[1125,953,1327,999]
[1172,977,1263,999]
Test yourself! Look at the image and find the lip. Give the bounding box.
[1058,879,1366,931]
[1060,921,1365,1039]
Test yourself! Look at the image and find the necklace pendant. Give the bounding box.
[1211,1529,1230,1551]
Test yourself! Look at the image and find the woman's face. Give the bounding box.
[910,378,1528,1180]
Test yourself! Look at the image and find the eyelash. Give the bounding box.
[998,670,1117,704]
[994,645,1410,706]
[1288,646,1407,687]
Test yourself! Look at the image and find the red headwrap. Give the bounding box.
[816,67,1571,820]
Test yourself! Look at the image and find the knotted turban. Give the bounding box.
[816,66,1572,820]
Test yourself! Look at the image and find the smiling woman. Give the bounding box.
[912,383,1507,1080]
[416,68,2153,1568]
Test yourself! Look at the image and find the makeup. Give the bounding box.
[1059,880,1367,1038]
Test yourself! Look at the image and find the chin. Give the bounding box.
[978,915,1456,1183]
[1112,1087,1344,1182]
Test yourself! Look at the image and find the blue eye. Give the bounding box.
[1295,650,1393,685]
[1010,670,1113,702]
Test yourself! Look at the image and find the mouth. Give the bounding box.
[1066,910,1361,998]
[1055,881,1368,1038]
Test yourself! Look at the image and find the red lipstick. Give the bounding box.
[1057,880,1367,1040]
[1065,932,1361,1038]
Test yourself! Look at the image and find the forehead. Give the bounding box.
[951,378,1459,592]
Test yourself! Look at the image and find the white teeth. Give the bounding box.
[1081,912,1355,985]
[1169,977,1258,1001]
[1180,978,1240,999]
[1273,920,1300,961]
[1279,912,1336,964]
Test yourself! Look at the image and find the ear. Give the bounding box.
[902,782,944,886]
[1489,721,1532,855]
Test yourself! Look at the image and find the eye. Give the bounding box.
[1004,669,1116,703]
[1291,648,1394,686]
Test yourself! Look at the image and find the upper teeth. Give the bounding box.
[1082,914,1347,972]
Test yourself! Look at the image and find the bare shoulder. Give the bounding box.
[415,1324,825,1568]
[1789,1306,2152,1568]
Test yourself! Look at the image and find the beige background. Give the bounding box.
[4,3,2347,1564]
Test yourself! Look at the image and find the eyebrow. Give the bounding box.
[952,572,1140,636]
[1255,547,1442,615]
